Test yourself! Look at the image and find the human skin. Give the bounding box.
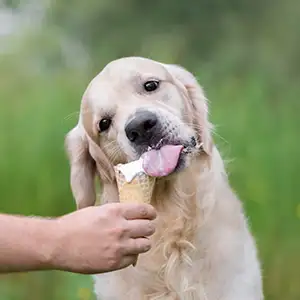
[0,203,156,274]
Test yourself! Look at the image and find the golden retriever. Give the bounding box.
[65,57,263,300]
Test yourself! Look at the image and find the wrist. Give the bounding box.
[43,216,75,272]
[35,217,63,271]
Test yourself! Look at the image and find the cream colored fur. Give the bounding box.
[65,57,263,300]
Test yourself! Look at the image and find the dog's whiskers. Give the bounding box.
[146,137,165,152]
[103,140,117,149]
[196,142,204,152]
[154,138,164,149]
[63,111,80,121]
[102,140,123,163]
[109,146,122,162]
[182,142,204,156]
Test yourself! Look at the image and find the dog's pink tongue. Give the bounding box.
[142,145,184,177]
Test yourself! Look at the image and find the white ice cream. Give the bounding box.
[116,157,146,182]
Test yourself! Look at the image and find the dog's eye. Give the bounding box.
[98,118,112,132]
[144,80,159,92]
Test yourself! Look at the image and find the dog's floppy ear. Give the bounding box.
[65,121,116,209]
[65,124,97,209]
[164,64,213,156]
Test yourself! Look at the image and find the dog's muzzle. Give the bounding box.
[124,109,196,177]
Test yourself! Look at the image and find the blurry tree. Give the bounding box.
[45,0,276,68]
[2,0,299,84]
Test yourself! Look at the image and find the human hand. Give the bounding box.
[49,203,157,274]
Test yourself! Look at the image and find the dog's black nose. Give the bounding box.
[125,111,158,145]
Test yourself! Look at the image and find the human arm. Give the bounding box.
[0,203,156,274]
[0,213,57,273]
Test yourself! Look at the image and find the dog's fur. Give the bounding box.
[65,57,263,300]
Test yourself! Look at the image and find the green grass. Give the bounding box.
[0,64,299,299]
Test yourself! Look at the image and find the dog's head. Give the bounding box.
[66,57,213,209]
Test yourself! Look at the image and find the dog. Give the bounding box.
[65,57,263,300]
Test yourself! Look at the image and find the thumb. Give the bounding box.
[117,255,138,270]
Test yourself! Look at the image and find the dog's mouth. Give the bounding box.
[140,136,200,177]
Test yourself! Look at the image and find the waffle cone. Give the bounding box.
[114,168,155,204]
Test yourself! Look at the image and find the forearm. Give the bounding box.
[0,213,58,273]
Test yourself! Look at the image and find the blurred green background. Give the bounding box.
[0,0,299,299]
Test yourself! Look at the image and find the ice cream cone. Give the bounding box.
[114,164,156,267]
[114,168,155,204]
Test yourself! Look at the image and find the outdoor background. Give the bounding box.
[0,0,299,299]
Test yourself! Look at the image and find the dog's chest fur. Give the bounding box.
[92,159,263,300]
[93,214,203,300]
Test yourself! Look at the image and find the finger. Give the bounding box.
[121,203,157,220]
[122,237,152,256]
[126,219,155,238]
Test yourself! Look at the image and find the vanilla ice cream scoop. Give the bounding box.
[114,157,155,205]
